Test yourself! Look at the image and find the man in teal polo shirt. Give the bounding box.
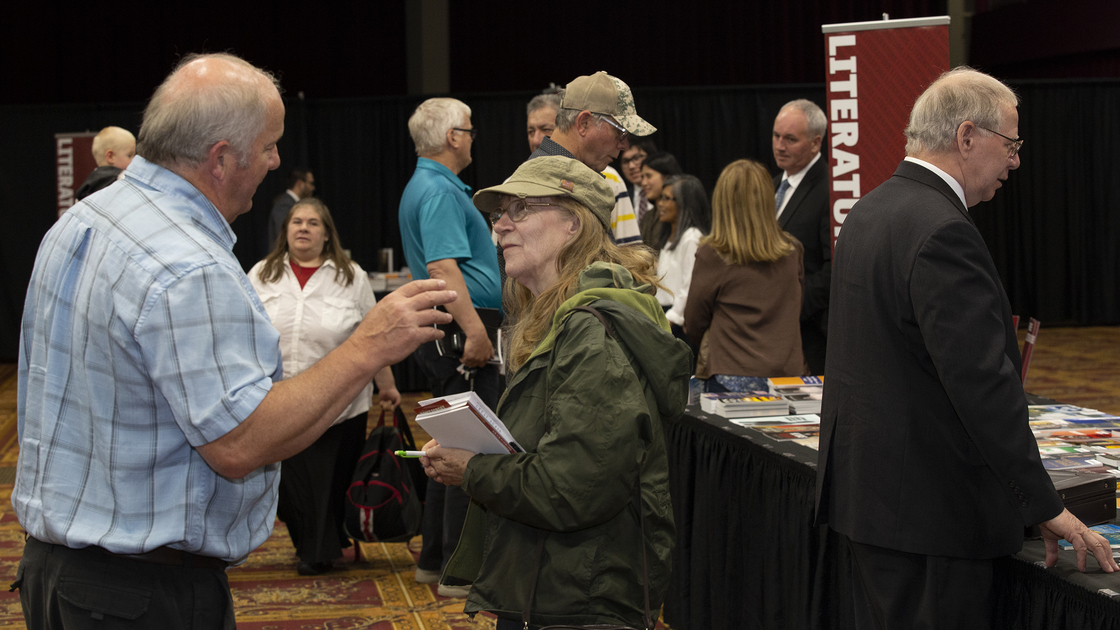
[398,97,501,597]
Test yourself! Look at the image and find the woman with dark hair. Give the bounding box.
[655,174,710,345]
[638,151,683,250]
[684,159,808,389]
[420,156,691,629]
[250,197,400,575]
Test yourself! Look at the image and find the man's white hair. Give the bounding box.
[408,98,472,156]
[779,99,827,139]
[905,66,1019,155]
[137,53,280,170]
[91,126,135,165]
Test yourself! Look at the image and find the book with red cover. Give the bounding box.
[415,391,523,454]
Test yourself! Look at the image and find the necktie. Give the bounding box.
[775,179,791,215]
[638,190,649,221]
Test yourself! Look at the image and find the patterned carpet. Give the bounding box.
[0,324,1116,627]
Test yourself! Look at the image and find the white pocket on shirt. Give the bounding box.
[322,296,363,331]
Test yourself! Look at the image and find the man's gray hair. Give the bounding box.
[527,92,561,117]
[408,98,472,156]
[137,53,280,170]
[780,99,827,139]
[905,66,1019,155]
[553,89,587,132]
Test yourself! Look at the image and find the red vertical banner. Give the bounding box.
[822,17,950,248]
[55,132,98,218]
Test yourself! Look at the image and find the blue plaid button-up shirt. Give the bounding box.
[15,156,283,562]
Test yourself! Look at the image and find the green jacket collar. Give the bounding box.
[528,262,668,363]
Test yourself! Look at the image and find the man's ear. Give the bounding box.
[956,121,977,158]
[575,111,595,136]
[207,141,233,180]
[446,127,460,149]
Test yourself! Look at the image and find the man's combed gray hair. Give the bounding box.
[527,93,561,117]
[408,98,472,156]
[905,66,1019,155]
[780,99,827,139]
[137,53,280,169]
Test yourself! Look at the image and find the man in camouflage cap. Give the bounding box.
[527,71,654,245]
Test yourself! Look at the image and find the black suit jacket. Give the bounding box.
[815,160,1063,559]
[267,191,298,249]
[775,156,830,373]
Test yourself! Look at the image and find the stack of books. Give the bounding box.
[700,392,788,418]
[768,376,824,414]
[1027,404,1120,525]
[414,391,523,454]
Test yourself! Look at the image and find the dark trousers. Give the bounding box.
[276,412,367,564]
[15,536,235,629]
[845,533,994,630]
[800,316,827,376]
[413,340,501,572]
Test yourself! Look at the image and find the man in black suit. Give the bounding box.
[772,100,830,374]
[816,67,1117,629]
[267,167,315,247]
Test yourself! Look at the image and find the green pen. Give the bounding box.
[396,450,426,458]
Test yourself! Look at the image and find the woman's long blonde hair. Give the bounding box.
[505,198,662,372]
[255,197,355,286]
[703,159,797,265]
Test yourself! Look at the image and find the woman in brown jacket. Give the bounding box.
[684,158,808,387]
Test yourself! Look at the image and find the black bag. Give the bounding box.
[344,408,423,543]
[394,406,428,505]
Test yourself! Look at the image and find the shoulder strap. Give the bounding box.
[570,304,615,340]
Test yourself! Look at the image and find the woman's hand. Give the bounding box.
[419,439,476,486]
[378,386,401,410]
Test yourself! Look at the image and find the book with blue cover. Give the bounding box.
[1058,524,1120,549]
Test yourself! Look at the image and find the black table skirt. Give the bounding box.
[661,407,1120,630]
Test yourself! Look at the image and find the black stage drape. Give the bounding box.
[663,408,1120,630]
[4,80,1120,360]
[972,79,1120,327]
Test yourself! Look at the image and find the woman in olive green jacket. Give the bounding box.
[421,157,692,629]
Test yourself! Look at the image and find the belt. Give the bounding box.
[30,537,229,571]
[108,546,230,571]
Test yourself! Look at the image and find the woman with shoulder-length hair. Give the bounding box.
[419,156,692,629]
[638,151,683,250]
[249,197,400,576]
[684,158,808,390]
[655,174,710,347]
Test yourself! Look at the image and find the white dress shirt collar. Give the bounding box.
[904,156,967,209]
[776,151,822,218]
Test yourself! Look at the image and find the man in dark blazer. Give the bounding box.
[816,67,1117,629]
[267,167,315,248]
[772,100,830,374]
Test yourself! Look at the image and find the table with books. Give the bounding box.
[660,379,1120,630]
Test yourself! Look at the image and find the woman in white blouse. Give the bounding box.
[655,175,711,353]
[250,198,399,576]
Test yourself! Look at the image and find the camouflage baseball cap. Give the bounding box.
[561,71,656,137]
[473,156,614,231]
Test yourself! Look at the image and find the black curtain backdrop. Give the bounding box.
[971,80,1120,327]
[3,79,1119,360]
